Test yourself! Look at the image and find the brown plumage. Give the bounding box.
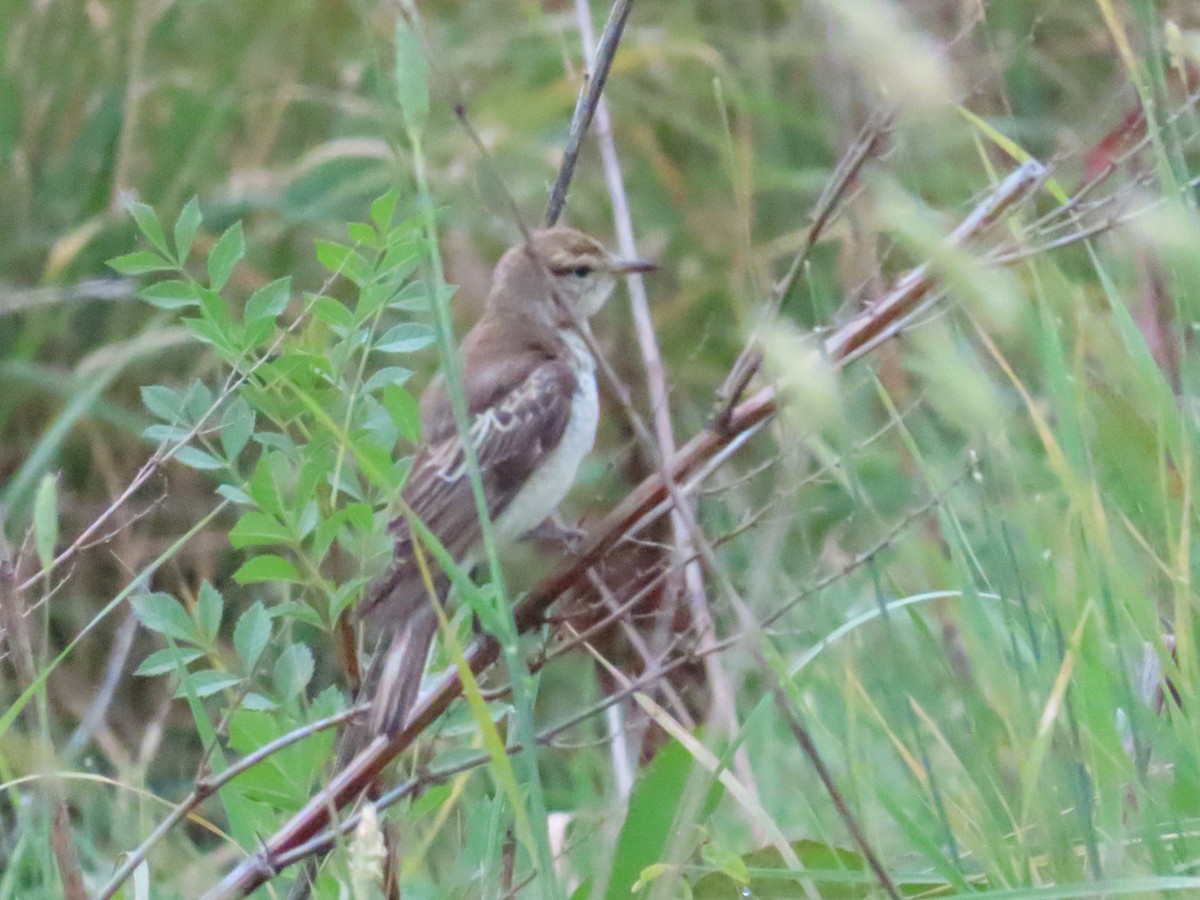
[341,227,653,756]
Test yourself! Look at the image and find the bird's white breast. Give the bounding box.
[493,330,598,546]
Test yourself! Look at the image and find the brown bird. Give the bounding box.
[346,226,655,753]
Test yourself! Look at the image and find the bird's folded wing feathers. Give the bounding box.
[359,353,577,626]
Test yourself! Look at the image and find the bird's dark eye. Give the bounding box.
[572,266,592,278]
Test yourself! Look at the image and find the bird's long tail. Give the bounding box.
[287,597,440,899]
[337,605,439,767]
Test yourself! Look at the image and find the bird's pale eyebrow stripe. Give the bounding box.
[547,248,604,271]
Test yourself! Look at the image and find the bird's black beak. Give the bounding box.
[610,257,657,275]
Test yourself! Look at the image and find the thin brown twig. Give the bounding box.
[544,0,636,226]
[967,88,1200,270]
[77,484,168,553]
[982,165,1200,270]
[769,677,902,899]
[537,564,673,664]
[763,466,973,632]
[93,704,366,900]
[715,113,890,428]
[51,802,87,900]
[0,560,37,689]
[453,103,532,244]
[826,159,1046,364]
[589,570,697,727]
[774,111,893,309]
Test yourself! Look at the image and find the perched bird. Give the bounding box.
[346,226,655,752]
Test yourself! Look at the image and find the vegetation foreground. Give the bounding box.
[4,1,1200,898]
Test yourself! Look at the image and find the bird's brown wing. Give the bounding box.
[359,352,577,628]
[339,348,577,757]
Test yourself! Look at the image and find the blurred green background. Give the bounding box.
[7,0,1200,897]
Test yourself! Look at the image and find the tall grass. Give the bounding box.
[4,1,1200,897]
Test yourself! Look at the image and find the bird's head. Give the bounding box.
[488,226,655,326]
